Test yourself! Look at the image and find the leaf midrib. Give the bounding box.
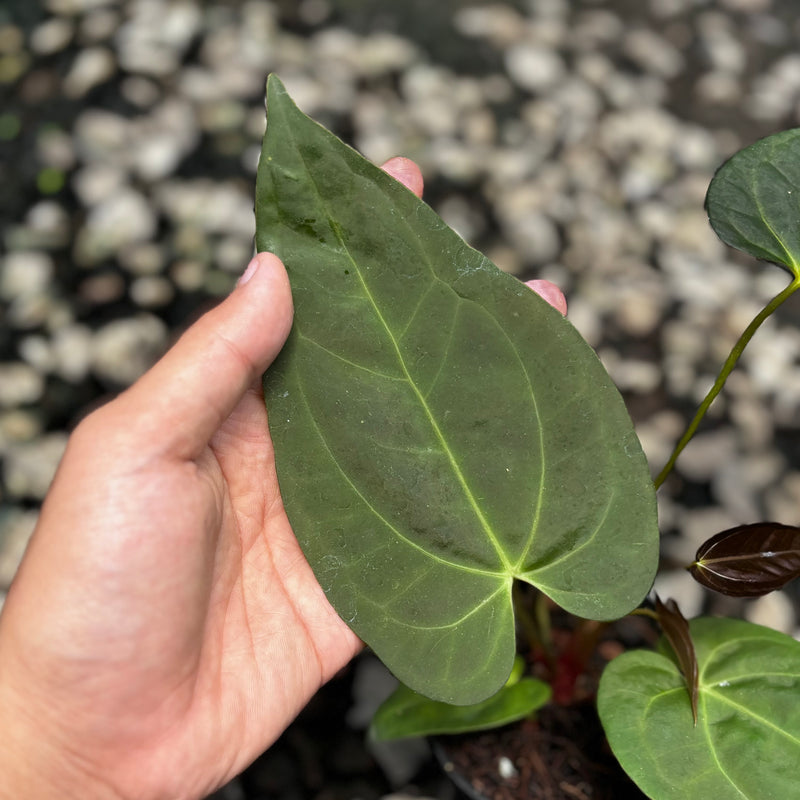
[292,369,507,578]
[285,117,518,575]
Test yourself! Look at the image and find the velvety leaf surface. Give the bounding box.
[257,75,658,704]
[705,128,800,275]
[598,618,800,800]
[689,522,800,597]
[370,663,551,740]
[654,596,698,724]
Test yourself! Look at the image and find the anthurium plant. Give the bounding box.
[256,75,800,799]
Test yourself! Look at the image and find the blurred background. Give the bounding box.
[2,0,800,796]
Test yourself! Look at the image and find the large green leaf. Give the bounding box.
[257,75,658,705]
[598,617,800,800]
[706,128,800,276]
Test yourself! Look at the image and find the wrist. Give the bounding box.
[0,682,123,800]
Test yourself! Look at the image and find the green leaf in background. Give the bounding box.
[598,618,800,800]
[257,75,658,705]
[705,128,800,276]
[370,656,551,740]
[656,130,800,488]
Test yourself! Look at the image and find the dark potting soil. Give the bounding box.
[436,701,647,800]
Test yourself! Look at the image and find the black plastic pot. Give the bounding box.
[431,700,647,800]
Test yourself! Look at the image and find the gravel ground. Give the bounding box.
[3,0,800,796]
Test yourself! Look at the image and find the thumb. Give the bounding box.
[115,252,293,459]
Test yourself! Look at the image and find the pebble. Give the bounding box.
[119,242,166,275]
[623,28,684,79]
[695,71,742,106]
[155,179,255,239]
[598,350,662,393]
[675,429,738,483]
[71,163,127,206]
[650,0,693,16]
[63,45,116,97]
[78,272,126,305]
[6,294,55,330]
[672,126,718,170]
[170,259,207,291]
[672,507,739,564]
[742,326,800,396]
[298,0,331,26]
[745,591,796,634]
[115,0,202,76]
[18,335,55,374]
[436,195,486,245]
[129,275,174,307]
[36,127,77,171]
[634,410,686,471]
[0,410,43,445]
[0,511,38,589]
[714,451,785,520]
[3,433,68,500]
[74,188,158,263]
[80,8,121,42]
[498,756,518,780]
[90,314,168,385]
[0,363,45,408]
[719,0,771,11]
[120,75,161,108]
[73,108,130,163]
[729,395,774,449]
[132,129,196,181]
[0,251,53,299]
[51,325,93,382]
[505,43,565,93]
[357,33,418,78]
[653,570,705,619]
[765,471,800,522]
[563,296,602,347]
[215,237,253,274]
[24,201,71,248]
[499,208,561,266]
[454,5,527,47]
[698,14,747,74]
[346,656,398,729]
[571,10,623,48]
[29,17,75,55]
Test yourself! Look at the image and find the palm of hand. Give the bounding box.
[0,265,359,800]
[103,386,362,797]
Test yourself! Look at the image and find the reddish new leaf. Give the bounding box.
[689,522,800,598]
[655,595,698,725]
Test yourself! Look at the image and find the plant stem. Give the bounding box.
[534,590,555,663]
[654,275,800,489]
[512,583,555,667]
[630,607,659,622]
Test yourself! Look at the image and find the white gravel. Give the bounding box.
[3,0,800,648]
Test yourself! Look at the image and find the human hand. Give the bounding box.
[0,157,565,800]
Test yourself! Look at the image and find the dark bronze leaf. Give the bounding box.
[655,595,698,726]
[688,522,800,598]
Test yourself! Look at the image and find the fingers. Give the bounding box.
[525,279,568,316]
[381,157,424,198]
[114,253,293,459]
